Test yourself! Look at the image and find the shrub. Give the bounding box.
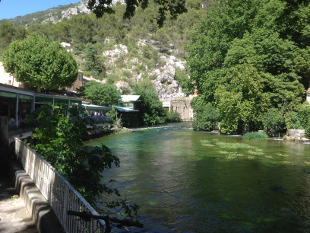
[297,103,310,135]
[260,108,285,136]
[285,111,303,130]
[166,109,181,122]
[192,101,219,131]
[243,131,268,140]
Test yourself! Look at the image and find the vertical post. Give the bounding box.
[68,99,70,116]
[31,95,35,112]
[16,93,19,126]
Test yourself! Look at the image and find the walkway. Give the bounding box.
[0,175,38,233]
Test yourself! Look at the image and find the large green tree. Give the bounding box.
[84,81,121,106]
[2,34,78,91]
[133,81,167,125]
[187,0,310,133]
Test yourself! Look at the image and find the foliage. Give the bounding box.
[87,0,187,27]
[84,81,121,106]
[243,131,268,141]
[187,0,310,133]
[297,103,310,135]
[106,106,123,130]
[166,109,181,122]
[0,20,27,55]
[83,44,106,79]
[214,64,269,134]
[25,104,140,225]
[2,34,78,91]
[174,67,193,93]
[260,108,285,137]
[133,81,167,125]
[25,105,118,203]
[191,98,219,131]
[284,111,303,130]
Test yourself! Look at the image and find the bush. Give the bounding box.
[192,100,219,131]
[260,108,285,136]
[166,109,181,122]
[297,103,310,135]
[285,111,303,130]
[243,131,268,140]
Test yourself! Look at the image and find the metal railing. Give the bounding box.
[14,138,106,233]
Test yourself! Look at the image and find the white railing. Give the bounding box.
[14,138,106,233]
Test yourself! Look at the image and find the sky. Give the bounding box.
[0,0,82,20]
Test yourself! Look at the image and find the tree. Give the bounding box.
[187,0,310,133]
[87,0,187,27]
[0,20,16,54]
[83,44,106,80]
[84,81,121,106]
[2,34,78,91]
[133,81,167,125]
[154,28,170,52]
[25,104,140,231]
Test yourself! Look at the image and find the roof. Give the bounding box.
[114,106,139,112]
[121,95,140,102]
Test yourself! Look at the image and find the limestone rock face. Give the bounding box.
[62,1,92,19]
[102,43,188,100]
[151,55,186,99]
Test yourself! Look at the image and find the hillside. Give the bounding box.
[0,0,206,98]
[1,1,88,26]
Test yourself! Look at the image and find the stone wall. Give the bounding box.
[284,129,307,141]
[171,98,193,122]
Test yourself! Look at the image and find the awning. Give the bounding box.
[0,91,16,98]
[19,94,33,100]
[82,104,111,111]
[114,106,139,112]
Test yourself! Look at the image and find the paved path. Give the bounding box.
[0,177,38,233]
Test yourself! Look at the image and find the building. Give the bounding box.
[66,70,84,92]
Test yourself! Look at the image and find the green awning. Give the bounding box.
[0,91,16,98]
[114,106,139,112]
[55,98,69,104]
[19,94,33,100]
[35,96,53,103]
[70,99,82,104]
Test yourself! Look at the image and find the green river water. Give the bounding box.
[84,122,310,233]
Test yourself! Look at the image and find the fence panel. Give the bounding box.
[14,138,106,233]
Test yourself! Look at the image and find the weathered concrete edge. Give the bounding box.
[8,159,65,233]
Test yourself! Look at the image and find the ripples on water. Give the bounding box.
[85,123,310,233]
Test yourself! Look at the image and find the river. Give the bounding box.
[84,122,310,233]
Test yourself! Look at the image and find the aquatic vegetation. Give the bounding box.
[148,201,157,206]
[202,143,215,147]
[277,153,289,157]
[200,139,211,143]
[248,150,265,156]
[219,150,230,154]
[216,142,257,150]
[243,132,268,140]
